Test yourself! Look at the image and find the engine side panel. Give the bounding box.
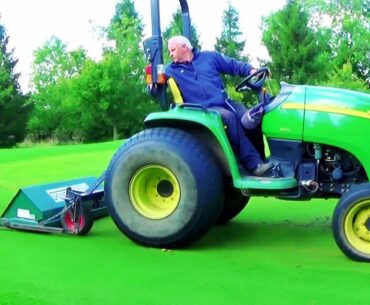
[302,86,370,176]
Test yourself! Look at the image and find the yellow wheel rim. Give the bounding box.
[344,199,370,254]
[129,165,181,219]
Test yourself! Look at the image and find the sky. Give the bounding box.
[0,0,285,93]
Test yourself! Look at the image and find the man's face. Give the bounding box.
[168,41,187,63]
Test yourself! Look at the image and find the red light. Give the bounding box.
[145,64,152,84]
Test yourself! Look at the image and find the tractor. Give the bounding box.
[1,0,370,262]
[103,0,370,261]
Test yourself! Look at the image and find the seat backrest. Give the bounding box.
[167,77,184,104]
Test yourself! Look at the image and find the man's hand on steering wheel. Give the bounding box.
[249,68,258,75]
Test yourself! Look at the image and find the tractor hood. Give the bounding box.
[304,86,370,121]
[302,86,370,161]
[263,84,370,140]
[263,83,370,174]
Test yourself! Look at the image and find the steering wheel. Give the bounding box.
[235,67,270,92]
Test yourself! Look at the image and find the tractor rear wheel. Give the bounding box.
[104,127,224,248]
[216,182,249,225]
[332,183,370,261]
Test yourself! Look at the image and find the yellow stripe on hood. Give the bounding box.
[282,103,370,120]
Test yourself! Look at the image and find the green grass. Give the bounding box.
[0,142,369,305]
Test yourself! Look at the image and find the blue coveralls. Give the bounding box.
[165,50,263,172]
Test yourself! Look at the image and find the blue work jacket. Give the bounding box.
[165,49,253,108]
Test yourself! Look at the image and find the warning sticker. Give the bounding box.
[17,208,36,220]
[46,183,90,203]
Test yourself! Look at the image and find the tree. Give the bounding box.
[214,2,252,103]
[28,0,159,143]
[261,0,332,85]
[68,59,113,142]
[162,8,201,63]
[68,0,158,142]
[215,2,248,61]
[0,21,30,147]
[28,36,87,141]
[324,62,369,93]
[319,0,369,82]
[31,36,86,90]
[97,0,158,140]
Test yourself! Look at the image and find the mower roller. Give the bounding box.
[1,0,370,262]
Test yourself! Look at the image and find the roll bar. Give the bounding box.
[179,0,191,40]
[143,0,192,110]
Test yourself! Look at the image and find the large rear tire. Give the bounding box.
[104,128,224,248]
[332,183,370,261]
[216,182,249,225]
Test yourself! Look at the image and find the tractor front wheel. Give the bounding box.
[104,128,224,248]
[332,183,370,261]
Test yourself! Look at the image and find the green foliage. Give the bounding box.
[261,0,369,91]
[96,0,159,139]
[225,84,244,101]
[162,8,201,63]
[27,0,160,143]
[321,0,369,82]
[214,2,254,106]
[0,21,30,147]
[107,0,144,53]
[31,36,86,89]
[324,62,369,93]
[261,0,332,85]
[215,2,248,62]
[28,37,87,141]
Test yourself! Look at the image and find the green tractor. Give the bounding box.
[2,0,368,262]
[103,0,370,261]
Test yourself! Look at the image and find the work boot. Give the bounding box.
[252,162,274,177]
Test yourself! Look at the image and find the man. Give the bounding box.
[165,35,274,177]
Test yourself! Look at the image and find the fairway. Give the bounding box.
[0,142,369,305]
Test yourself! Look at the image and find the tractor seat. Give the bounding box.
[167,77,184,105]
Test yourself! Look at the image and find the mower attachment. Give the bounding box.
[0,176,106,235]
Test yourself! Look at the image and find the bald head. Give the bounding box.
[168,36,194,63]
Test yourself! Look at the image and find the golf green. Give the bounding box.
[0,142,369,305]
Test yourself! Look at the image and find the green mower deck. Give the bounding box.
[0,176,107,233]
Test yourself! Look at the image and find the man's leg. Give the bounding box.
[244,125,266,161]
[210,106,261,172]
[225,99,247,120]
[226,100,266,160]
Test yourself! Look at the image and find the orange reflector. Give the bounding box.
[145,64,152,84]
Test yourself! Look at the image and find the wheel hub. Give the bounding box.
[129,165,180,220]
[157,180,174,197]
[352,207,370,242]
[365,217,370,231]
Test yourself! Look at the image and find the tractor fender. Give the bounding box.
[144,107,239,179]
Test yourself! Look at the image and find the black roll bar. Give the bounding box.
[179,0,191,41]
[144,0,192,110]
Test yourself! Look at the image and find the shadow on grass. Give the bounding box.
[194,216,332,250]
[0,215,335,254]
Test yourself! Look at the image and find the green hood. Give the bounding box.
[263,84,370,175]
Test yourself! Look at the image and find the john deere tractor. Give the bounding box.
[101,0,370,261]
[3,0,368,262]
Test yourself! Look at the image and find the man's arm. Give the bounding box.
[213,52,255,77]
